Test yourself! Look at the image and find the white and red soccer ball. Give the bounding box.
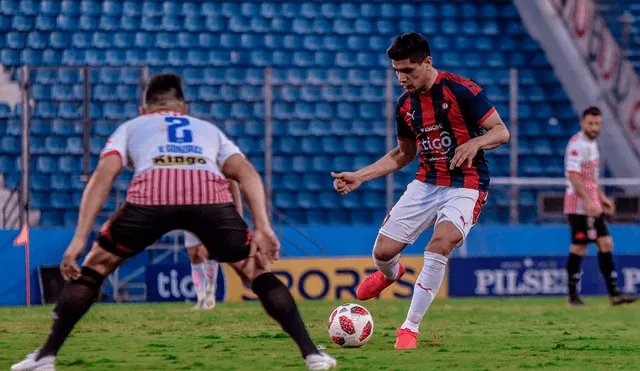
[327,303,374,347]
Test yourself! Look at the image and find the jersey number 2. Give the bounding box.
[166,117,193,143]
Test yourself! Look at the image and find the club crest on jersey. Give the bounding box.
[442,102,449,110]
[153,155,207,166]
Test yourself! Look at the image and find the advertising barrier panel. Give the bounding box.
[146,264,226,302]
[223,256,447,302]
[449,255,640,297]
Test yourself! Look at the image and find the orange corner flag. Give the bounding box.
[13,223,29,246]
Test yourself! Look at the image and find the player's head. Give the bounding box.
[387,32,434,93]
[580,106,602,139]
[141,73,188,115]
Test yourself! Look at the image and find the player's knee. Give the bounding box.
[597,238,613,253]
[188,245,206,264]
[82,242,124,276]
[426,237,456,257]
[570,244,588,256]
[373,248,397,262]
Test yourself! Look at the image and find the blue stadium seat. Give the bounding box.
[0,15,10,31]
[30,193,50,210]
[27,32,47,49]
[66,137,84,155]
[0,49,19,66]
[63,212,78,227]
[59,156,81,173]
[30,137,45,154]
[50,192,72,210]
[40,212,63,227]
[376,20,394,35]
[12,15,33,31]
[0,156,14,173]
[44,137,66,155]
[296,192,316,209]
[36,155,58,173]
[319,191,340,209]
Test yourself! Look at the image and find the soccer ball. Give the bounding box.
[327,303,374,348]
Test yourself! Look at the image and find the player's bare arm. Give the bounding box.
[599,190,615,215]
[567,172,599,217]
[229,179,243,216]
[332,139,417,195]
[61,154,123,280]
[222,153,280,264]
[450,111,510,169]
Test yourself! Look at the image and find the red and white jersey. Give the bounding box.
[100,111,242,206]
[564,131,601,215]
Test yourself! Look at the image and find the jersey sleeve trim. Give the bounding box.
[100,150,124,164]
[397,136,413,142]
[566,170,581,175]
[478,106,496,125]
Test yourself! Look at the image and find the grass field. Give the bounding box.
[1,298,639,370]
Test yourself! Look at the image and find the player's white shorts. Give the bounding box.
[379,180,488,246]
[184,231,202,248]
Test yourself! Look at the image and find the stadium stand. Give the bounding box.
[0,0,578,226]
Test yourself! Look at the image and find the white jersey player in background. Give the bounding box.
[185,177,242,310]
[564,106,637,307]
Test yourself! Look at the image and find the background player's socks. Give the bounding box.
[567,253,583,298]
[597,252,621,296]
[252,272,318,358]
[38,267,104,359]
[191,263,207,302]
[374,254,400,280]
[205,259,219,293]
[401,252,447,332]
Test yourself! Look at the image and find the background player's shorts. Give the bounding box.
[97,202,251,262]
[567,213,610,244]
[184,231,201,248]
[379,180,488,246]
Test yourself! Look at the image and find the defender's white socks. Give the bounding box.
[205,259,219,292]
[374,254,400,280]
[401,251,448,332]
[191,263,207,300]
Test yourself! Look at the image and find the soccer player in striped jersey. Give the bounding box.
[12,73,336,371]
[564,106,638,307]
[186,179,242,310]
[332,32,510,349]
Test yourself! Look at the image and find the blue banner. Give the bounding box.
[145,264,226,302]
[449,256,640,297]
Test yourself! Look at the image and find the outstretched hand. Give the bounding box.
[331,172,363,195]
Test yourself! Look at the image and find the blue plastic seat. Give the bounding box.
[36,156,58,173]
[50,192,72,209]
[102,0,121,16]
[0,156,14,173]
[274,192,295,209]
[63,212,78,227]
[319,192,340,209]
[40,212,63,227]
[30,193,50,210]
[44,137,66,155]
[27,32,47,49]
[359,3,378,18]
[296,192,316,209]
[59,156,81,173]
[66,137,84,155]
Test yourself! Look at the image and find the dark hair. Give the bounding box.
[581,106,601,119]
[144,73,185,106]
[386,32,431,63]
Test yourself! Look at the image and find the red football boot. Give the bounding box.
[356,263,405,301]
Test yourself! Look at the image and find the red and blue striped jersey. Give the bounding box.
[396,71,496,191]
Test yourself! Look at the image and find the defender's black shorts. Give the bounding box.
[97,202,251,262]
[567,213,610,244]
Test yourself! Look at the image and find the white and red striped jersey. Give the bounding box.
[100,111,242,206]
[564,131,601,215]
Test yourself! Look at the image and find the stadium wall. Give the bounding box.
[1,226,639,305]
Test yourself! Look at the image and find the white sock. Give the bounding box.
[401,251,448,332]
[374,253,400,280]
[191,263,207,301]
[205,259,219,293]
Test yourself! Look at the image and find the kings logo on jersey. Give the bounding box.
[152,154,207,166]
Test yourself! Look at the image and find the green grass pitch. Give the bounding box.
[1,298,638,370]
